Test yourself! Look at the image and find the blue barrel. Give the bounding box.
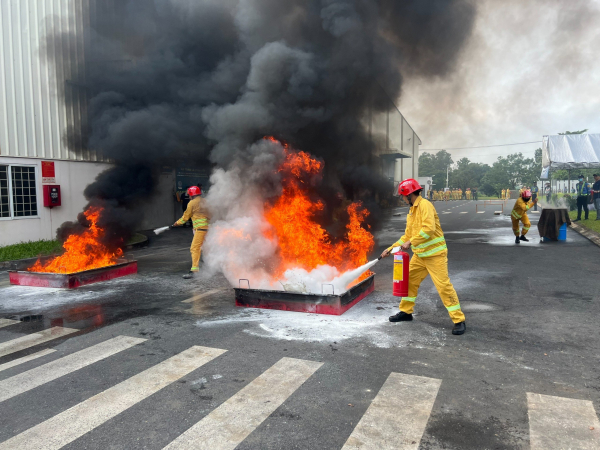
[558,223,567,241]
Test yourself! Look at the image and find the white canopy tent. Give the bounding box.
[541,134,600,178]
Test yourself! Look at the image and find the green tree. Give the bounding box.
[448,158,490,193]
[418,150,453,189]
[481,152,537,195]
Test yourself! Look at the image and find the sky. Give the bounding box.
[397,0,600,166]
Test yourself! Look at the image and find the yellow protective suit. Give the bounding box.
[511,197,533,236]
[177,196,210,272]
[388,196,465,324]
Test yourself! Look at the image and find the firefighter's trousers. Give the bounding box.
[190,229,207,272]
[399,252,466,324]
[511,214,530,236]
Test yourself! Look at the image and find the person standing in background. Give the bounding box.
[531,183,539,210]
[544,183,551,202]
[574,175,592,222]
[592,174,600,221]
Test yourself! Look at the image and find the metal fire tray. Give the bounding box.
[8,260,138,289]
[234,273,375,315]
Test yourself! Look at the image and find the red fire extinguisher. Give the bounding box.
[392,250,409,297]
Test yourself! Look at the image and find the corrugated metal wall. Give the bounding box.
[0,0,104,161]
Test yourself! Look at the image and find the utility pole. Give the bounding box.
[446,164,449,189]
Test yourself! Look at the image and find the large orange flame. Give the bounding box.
[29,206,123,274]
[264,138,374,277]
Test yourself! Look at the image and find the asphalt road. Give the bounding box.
[0,199,599,449]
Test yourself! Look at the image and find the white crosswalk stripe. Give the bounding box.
[0,319,19,329]
[527,393,600,449]
[0,327,77,358]
[163,357,323,450]
[0,335,146,403]
[0,348,56,373]
[0,346,226,450]
[2,336,599,450]
[342,373,441,450]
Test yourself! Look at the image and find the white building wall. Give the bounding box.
[370,107,421,183]
[0,157,108,245]
[0,1,178,246]
[0,156,178,246]
[0,0,102,161]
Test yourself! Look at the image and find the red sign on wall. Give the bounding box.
[41,161,56,184]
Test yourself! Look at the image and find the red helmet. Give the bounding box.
[187,186,201,197]
[398,178,422,196]
[521,189,531,198]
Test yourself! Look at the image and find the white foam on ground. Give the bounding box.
[0,286,117,311]
[196,291,447,348]
[0,276,139,312]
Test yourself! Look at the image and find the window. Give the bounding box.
[0,164,38,219]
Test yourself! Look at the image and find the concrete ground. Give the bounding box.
[0,199,599,449]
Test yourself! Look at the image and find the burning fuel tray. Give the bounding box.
[9,260,138,289]
[234,273,375,315]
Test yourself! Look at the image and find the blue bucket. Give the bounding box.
[558,223,567,241]
[542,223,567,242]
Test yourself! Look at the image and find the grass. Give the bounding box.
[0,240,63,262]
[127,233,147,246]
[569,210,600,234]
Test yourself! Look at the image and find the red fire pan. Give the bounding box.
[234,273,375,315]
[9,260,138,289]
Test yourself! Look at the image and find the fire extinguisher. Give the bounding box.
[392,250,409,297]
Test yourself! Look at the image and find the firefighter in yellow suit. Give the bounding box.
[512,189,536,245]
[172,186,210,278]
[501,189,506,200]
[380,178,466,335]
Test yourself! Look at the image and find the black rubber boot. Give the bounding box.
[515,236,520,244]
[182,271,196,279]
[519,235,529,242]
[452,322,466,335]
[389,311,413,322]
[573,218,581,222]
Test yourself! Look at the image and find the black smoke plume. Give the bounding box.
[48,0,476,243]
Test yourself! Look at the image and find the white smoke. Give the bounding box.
[201,138,376,294]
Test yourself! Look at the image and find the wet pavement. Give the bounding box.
[0,200,599,449]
